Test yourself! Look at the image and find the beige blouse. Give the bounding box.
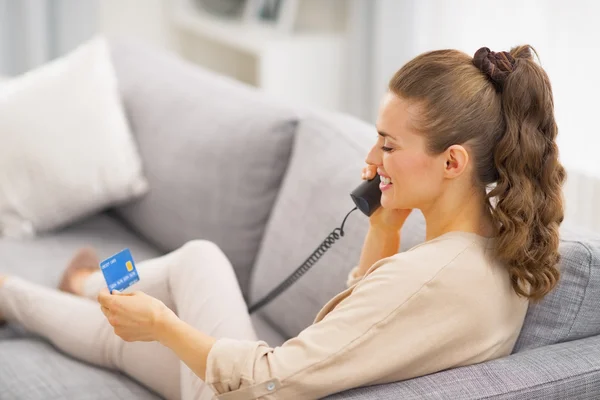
[205,231,529,399]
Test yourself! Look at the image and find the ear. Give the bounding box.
[443,145,469,178]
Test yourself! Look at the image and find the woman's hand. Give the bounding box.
[98,289,217,382]
[361,164,413,231]
[98,289,178,342]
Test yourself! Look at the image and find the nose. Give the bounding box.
[365,142,382,166]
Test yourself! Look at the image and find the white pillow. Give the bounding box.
[0,36,148,238]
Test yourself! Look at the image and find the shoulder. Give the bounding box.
[353,232,499,301]
[343,233,516,327]
[382,231,494,276]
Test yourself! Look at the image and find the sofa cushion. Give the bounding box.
[325,335,600,400]
[109,39,297,299]
[0,339,161,400]
[248,112,426,338]
[514,226,600,352]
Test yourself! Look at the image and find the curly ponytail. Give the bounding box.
[484,46,566,300]
[388,45,566,301]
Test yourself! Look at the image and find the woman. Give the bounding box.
[0,45,565,400]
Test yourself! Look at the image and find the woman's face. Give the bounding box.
[366,93,447,211]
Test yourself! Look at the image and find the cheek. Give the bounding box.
[384,153,440,204]
[384,152,431,182]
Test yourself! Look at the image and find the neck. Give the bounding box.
[421,188,495,242]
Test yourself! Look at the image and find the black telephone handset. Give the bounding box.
[350,174,382,217]
[247,175,382,314]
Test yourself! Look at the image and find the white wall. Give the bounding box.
[344,0,374,121]
[364,0,600,231]
[97,0,175,49]
[0,0,175,76]
[53,0,99,55]
[370,0,416,121]
[0,0,99,75]
[369,0,600,179]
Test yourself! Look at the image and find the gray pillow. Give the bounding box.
[514,227,600,352]
[109,39,298,298]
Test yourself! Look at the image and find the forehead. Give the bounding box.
[377,92,416,129]
[376,92,422,138]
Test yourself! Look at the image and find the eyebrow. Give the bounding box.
[377,130,396,139]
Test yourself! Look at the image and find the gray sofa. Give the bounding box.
[1,39,600,400]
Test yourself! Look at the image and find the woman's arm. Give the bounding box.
[355,226,401,279]
[353,166,412,281]
[156,316,216,381]
[353,206,412,281]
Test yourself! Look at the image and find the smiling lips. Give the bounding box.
[378,171,393,191]
[377,169,392,186]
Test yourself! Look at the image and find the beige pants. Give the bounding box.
[0,240,258,400]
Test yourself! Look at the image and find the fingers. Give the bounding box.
[112,289,137,297]
[100,306,110,318]
[97,289,112,307]
[100,305,117,329]
[361,165,378,180]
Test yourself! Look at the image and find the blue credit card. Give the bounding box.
[100,248,140,293]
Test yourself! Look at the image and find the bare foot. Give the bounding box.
[58,247,100,296]
[0,275,7,324]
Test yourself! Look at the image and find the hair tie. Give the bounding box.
[473,47,516,90]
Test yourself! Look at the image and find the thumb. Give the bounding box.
[367,164,378,179]
[112,289,135,297]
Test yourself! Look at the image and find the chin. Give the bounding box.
[380,196,395,209]
[381,191,406,210]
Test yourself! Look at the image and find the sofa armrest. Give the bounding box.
[325,335,600,399]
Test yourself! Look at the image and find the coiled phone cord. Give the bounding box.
[248,206,359,314]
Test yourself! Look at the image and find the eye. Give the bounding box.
[380,146,394,153]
